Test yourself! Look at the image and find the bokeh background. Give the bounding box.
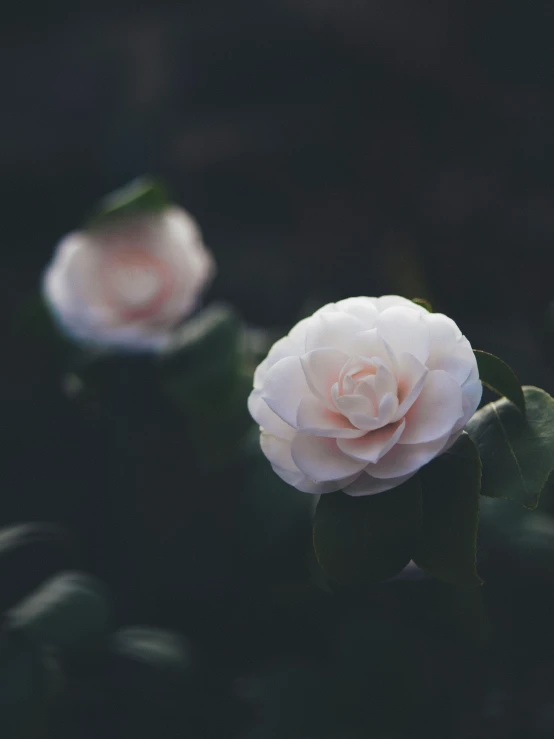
[4,0,554,362]
[3,2,554,738]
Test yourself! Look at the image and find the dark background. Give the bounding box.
[3,0,554,380]
[3,3,554,737]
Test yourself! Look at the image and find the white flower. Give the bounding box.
[42,207,215,350]
[248,296,482,496]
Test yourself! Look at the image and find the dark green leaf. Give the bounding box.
[413,433,482,585]
[473,349,525,414]
[412,297,432,312]
[312,478,422,586]
[87,177,170,230]
[112,627,191,675]
[0,524,79,614]
[6,572,111,653]
[467,386,554,509]
[157,304,253,464]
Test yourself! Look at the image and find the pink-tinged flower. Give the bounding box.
[248,296,481,496]
[43,207,215,350]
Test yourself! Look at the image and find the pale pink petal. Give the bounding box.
[337,419,406,463]
[378,392,399,425]
[338,355,374,395]
[343,470,417,496]
[262,356,310,428]
[350,329,397,370]
[334,394,382,431]
[300,348,349,410]
[372,362,397,398]
[296,396,365,438]
[427,335,475,385]
[304,312,366,353]
[401,370,463,444]
[248,391,295,439]
[394,353,428,419]
[353,378,378,405]
[333,297,380,326]
[376,307,430,364]
[287,315,313,351]
[273,465,361,494]
[370,433,450,479]
[255,335,305,388]
[260,431,297,472]
[452,379,482,432]
[291,435,367,481]
[375,295,427,313]
[426,312,462,344]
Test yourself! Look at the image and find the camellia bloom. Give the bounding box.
[248,296,482,496]
[43,207,215,350]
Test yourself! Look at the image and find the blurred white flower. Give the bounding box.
[248,296,481,496]
[43,206,215,350]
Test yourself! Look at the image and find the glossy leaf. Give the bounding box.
[6,572,111,652]
[414,433,482,585]
[313,477,422,586]
[0,523,79,614]
[467,386,554,509]
[474,350,525,414]
[87,177,169,230]
[112,627,191,675]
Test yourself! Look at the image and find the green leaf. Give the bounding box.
[157,304,253,465]
[112,627,191,675]
[467,386,554,509]
[474,349,525,414]
[312,478,422,586]
[0,523,79,614]
[413,433,482,585]
[5,572,111,653]
[87,177,170,230]
[412,297,432,312]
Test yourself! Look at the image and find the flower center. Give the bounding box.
[101,249,174,320]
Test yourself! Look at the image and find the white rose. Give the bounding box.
[42,207,215,350]
[248,296,482,496]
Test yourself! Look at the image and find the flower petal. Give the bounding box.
[376,295,427,313]
[349,329,397,370]
[426,312,462,344]
[378,392,399,425]
[305,312,366,354]
[254,335,304,388]
[452,378,483,432]
[334,394,382,431]
[373,362,397,398]
[260,431,297,472]
[401,370,463,444]
[262,356,310,428]
[395,353,428,418]
[428,334,475,387]
[333,297,380,326]
[300,348,349,409]
[273,465,361,494]
[248,390,295,439]
[296,396,365,438]
[343,470,417,496]
[337,419,406,463]
[370,433,450,479]
[291,435,367,482]
[376,307,430,364]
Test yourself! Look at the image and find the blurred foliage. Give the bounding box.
[3,294,554,738]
